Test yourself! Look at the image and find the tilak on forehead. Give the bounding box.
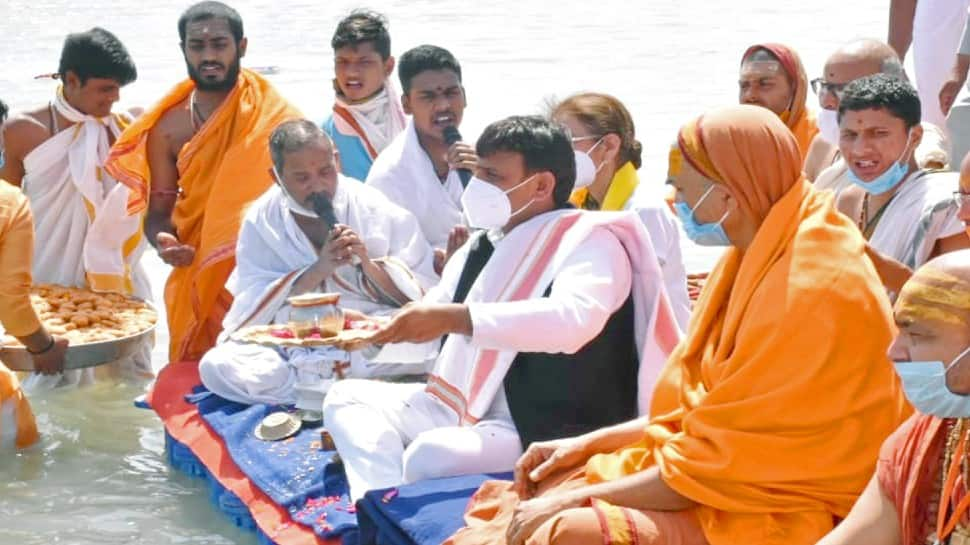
[741,49,783,75]
[897,267,970,326]
[668,116,721,182]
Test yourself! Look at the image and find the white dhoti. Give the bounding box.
[323,379,522,502]
[913,0,970,128]
[20,90,152,390]
[199,179,438,406]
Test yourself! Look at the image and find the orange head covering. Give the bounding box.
[740,43,818,159]
[588,104,909,544]
[675,104,802,223]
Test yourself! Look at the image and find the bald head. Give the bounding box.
[898,252,970,324]
[891,251,970,392]
[825,39,904,83]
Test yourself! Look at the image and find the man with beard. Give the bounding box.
[0,27,153,388]
[106,1,301,363]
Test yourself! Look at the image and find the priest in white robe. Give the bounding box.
[198,120,437,406]
[324,116,682,502]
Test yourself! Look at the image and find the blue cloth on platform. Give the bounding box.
[323,114,373,182]
[190,387,357,540]
[356,472,513,545]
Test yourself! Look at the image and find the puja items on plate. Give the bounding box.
[2,284,157,347]
[287,292,344,339]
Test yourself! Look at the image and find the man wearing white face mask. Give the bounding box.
[835,74,967,295]
[805,38,948,187]
[816,250,970,545]
[197,120,437,406]
[323,115,680,502]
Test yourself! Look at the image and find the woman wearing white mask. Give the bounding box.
[817,250,970,545]
[551,92,691,327]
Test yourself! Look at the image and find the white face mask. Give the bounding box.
[460,175,536,230]
[273,166,317,218]
[817,108,840,146]
[573,137,605,189]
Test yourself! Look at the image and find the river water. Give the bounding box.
[0,0,887,542]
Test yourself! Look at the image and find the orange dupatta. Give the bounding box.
[742,43,819,161]
[585,105,910,544]
[106,69,301,361]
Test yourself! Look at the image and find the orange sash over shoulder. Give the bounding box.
[585,106,910,544]
[743,43,819,161]
[106,69,301,361]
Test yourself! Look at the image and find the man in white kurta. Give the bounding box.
[198,120,437,406]
[324,115,681,502]
[366,120,465,251]
[1,29,151,389]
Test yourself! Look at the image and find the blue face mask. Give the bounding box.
[0,148,5,170]
[673,185,731,246]
[894,345,970,417]
[846,130,914,195]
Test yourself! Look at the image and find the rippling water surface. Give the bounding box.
[0,0,885,541]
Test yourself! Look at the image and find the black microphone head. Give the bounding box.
[308,192,338,231]
[443,125,462,146]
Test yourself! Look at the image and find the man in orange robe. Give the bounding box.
[106,1,300,362]
[739,43,818,161]
[446,105,910,545]
[0,97,68,448]
[817,250,970,545]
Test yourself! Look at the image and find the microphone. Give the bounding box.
[309,192,338,231]
[309,191,361,266]
[443,125,472,188]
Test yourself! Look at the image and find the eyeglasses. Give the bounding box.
[953,190,970,209]
[570,135,601,143]
[810,78,848,99]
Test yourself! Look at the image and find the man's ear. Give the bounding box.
[333,150,342,174]
[64,70,81,92]
[268,166,278,183]
[534,171,557,202]
[238,37,248,58]
[384,56,396,79]
[910,123,925,154]
[401,94,412,115]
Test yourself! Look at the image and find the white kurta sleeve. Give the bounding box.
[467,229,632,354]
